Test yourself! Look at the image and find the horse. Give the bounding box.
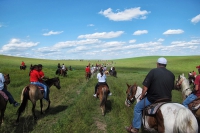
[0,74,10,125]
[20,65,26,70]
[125,83,198,133]
[96,84,109,116]
[85,72,91,81]
[15,77,61,124]
[176,74,200,122]
[55,68,67,77]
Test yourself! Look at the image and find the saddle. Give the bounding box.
[0,90,8,101]
[144,98,171,115]
[188,97,200,110]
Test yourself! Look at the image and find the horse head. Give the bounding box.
[53,77,61,90]
[125,83,138,107]
[4,74,10,85]
[176,73,192,97]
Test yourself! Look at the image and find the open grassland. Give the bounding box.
[0,55,199,133]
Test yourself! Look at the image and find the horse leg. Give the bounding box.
[45,100,51,111]
[32,102,37,120]
[40,99,43,114]
[0,109,4,125]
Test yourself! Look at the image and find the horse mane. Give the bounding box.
[44,77,59,86]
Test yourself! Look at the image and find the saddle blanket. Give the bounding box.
[189,97,200,110]
[0,90,8,101]
[145,102,167,115]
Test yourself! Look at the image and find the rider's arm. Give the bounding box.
[195,84,199,91]
[140,86,148,100]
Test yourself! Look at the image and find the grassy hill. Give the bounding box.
[0,55,199,133]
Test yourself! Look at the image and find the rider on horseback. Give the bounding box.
[29,65,48,101]
[38,64,50,100]
[0,73,20,107]
[183,65,200,108]
[125,57,175,133]
[93,67,112,97]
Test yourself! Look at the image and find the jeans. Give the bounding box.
[2,88,15,104]
[31,81,48,99]
[182,93,197,108]
[132,97,152,129]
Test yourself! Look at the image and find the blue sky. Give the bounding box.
[0,0,200,60]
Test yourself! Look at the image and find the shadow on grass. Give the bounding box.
[10,105,68,133]
[105,100,112,115]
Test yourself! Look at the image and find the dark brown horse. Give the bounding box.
[0,74,10,125]
[15,77,61,124]
[85,72,91,81]
[96,84,109,116]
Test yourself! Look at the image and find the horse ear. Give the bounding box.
[134,82,137,86]
[126,83,130,87]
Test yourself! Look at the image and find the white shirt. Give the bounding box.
[62,65,65,70]
[97,73,106,82]
[0,73,5,90]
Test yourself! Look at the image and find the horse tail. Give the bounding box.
[100,87,108,107]
[173,108,198,133]
[17,86,29,114]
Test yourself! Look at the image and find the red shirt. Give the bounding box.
[194,75,200,97]
[38,70,44,82]
[30,70,40,82]
[85,67,90,73]
[21,62,25,66]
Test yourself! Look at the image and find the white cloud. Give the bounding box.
[157,38,164,42]
[133,30,148,35]
[99,7,150,21]
[163,29,184,35]
[78,31,124,39]
[87,24,94,27]
[0,38,39,52]
[43,30,63,36]
[53,39,101,49]
[191,14,200,24]
[129,40,136,43]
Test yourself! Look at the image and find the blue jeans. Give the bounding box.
[183,93,197,108]
[132,97,152,129]
[2,88,16,104]
[31,82,48,99]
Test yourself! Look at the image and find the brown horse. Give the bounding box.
[0,74,10,125]
[15,77,61,124]
[85,72,91,81]
[96,84,109,116]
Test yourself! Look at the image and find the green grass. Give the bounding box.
[0,55,199,133]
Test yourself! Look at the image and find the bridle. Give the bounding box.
[126,85,141,105]
[177,76,191,97]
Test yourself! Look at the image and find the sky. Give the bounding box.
[0,0,200,60]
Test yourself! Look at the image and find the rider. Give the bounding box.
[85,66,90,74]
[29,65,48,101]
[182,65,200,108]
[0,73,20,107]
[125,57,175,133]
[38,64,50,100]
[21,61,25,67]
[61,63,66,75]
[93,67,112,97]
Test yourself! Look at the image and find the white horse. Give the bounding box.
[125,83,198,133]
[177,73,200,122]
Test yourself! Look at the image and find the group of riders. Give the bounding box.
[85,64,113,97]
[1,59,200,132]
[0,63,50,109]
